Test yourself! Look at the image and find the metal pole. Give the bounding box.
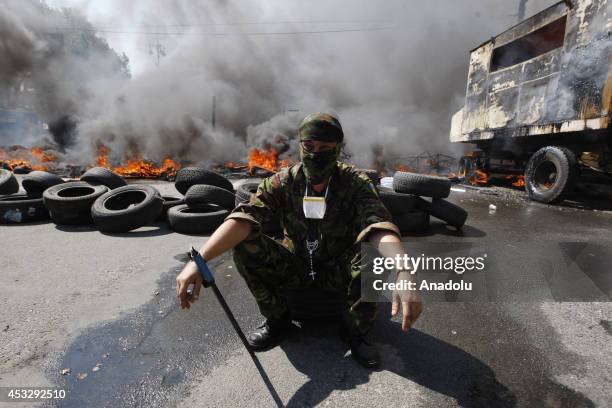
[212,95,216,130]
[518,0,528,22]
[189,248,283,407]
[209,284,284,408]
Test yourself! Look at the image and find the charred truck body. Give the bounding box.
[450,0,612,203]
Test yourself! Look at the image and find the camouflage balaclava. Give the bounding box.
[298,113,344,184]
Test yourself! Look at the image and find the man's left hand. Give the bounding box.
[391,271,423,331]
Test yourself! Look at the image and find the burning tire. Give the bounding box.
[392,171,451,198]
[22,171,64,194]
[0,193,50,224]
[91,185,163,232]
[0,169,19,195]
[415,197,468,228]
[167,204,229,235]
[378,187,417,216]
[235,181,260,206]
[80,167,127,190]
[355,168,380,185]
[185,184,236,210]
[525,146,578,204]
[43,181,109,225]
[392,211,430,234]
[174,167,234,195]
[157,195,185,221]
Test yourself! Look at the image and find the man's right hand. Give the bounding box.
[174,219,253,310]
[176,261,203,310]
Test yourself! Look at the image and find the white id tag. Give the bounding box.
[303,196,326,219]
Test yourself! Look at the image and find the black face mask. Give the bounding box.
[300,144,340,184]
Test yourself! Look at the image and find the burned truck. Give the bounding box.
[450,0,611,203]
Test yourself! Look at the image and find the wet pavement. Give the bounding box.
[1,180,611,407]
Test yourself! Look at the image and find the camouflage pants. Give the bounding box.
[233,233,377,335]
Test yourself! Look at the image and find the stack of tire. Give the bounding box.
[0,169,62,224]
[167,167,235,235]
[39,167,168,233]
[379,171,468,234]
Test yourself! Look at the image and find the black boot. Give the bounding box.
[348,335,380,368]
[340,327,380,368]
[247,312,292,351]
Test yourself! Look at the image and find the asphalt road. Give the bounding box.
[0,179,611,408]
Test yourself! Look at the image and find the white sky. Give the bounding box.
[46,0,559,76]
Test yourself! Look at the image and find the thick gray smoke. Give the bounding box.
[2,0,556,169]
[0,0,130,149]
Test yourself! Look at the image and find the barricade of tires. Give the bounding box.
[167,167,235,235]
[2,166,469,237]
[0,166,237,234]
[37,166,182,231]
[0,169,62,224]
[380,171,468,234]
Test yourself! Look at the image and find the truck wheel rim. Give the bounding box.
[534,161,557,191]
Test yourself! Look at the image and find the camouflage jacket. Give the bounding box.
[226,162,399,265]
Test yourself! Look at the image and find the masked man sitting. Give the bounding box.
[176,113,422,368]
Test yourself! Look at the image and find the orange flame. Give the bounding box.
[470,169,489,186]
[248,148,278,172]
[505,174,525,188]
[395,164,416,172]
[222,149,293,173]
[97,145,111,168]
[95,144,181,178]
[0,147,56,171]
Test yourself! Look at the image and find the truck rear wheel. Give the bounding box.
[525,146,577,204]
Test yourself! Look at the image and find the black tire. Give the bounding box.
[80,167,127,189]
[22,171,64,194]
[525,146,578,204]
[91,185,163,232]
[355,168,380,185]
[168,204,229,234]
[43,181,109,225]
[378,187,417,216]
[235,181,260,206]
[392,171,451,198]
[0,193,50,224]
[185,184,236,210]
[174,167,234,195]
[157,195,185,221]
[12,166,31,174]
[415,197,468,228]
[48,210,94,225]
[0,169,19,195]
[392,211,430,234]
